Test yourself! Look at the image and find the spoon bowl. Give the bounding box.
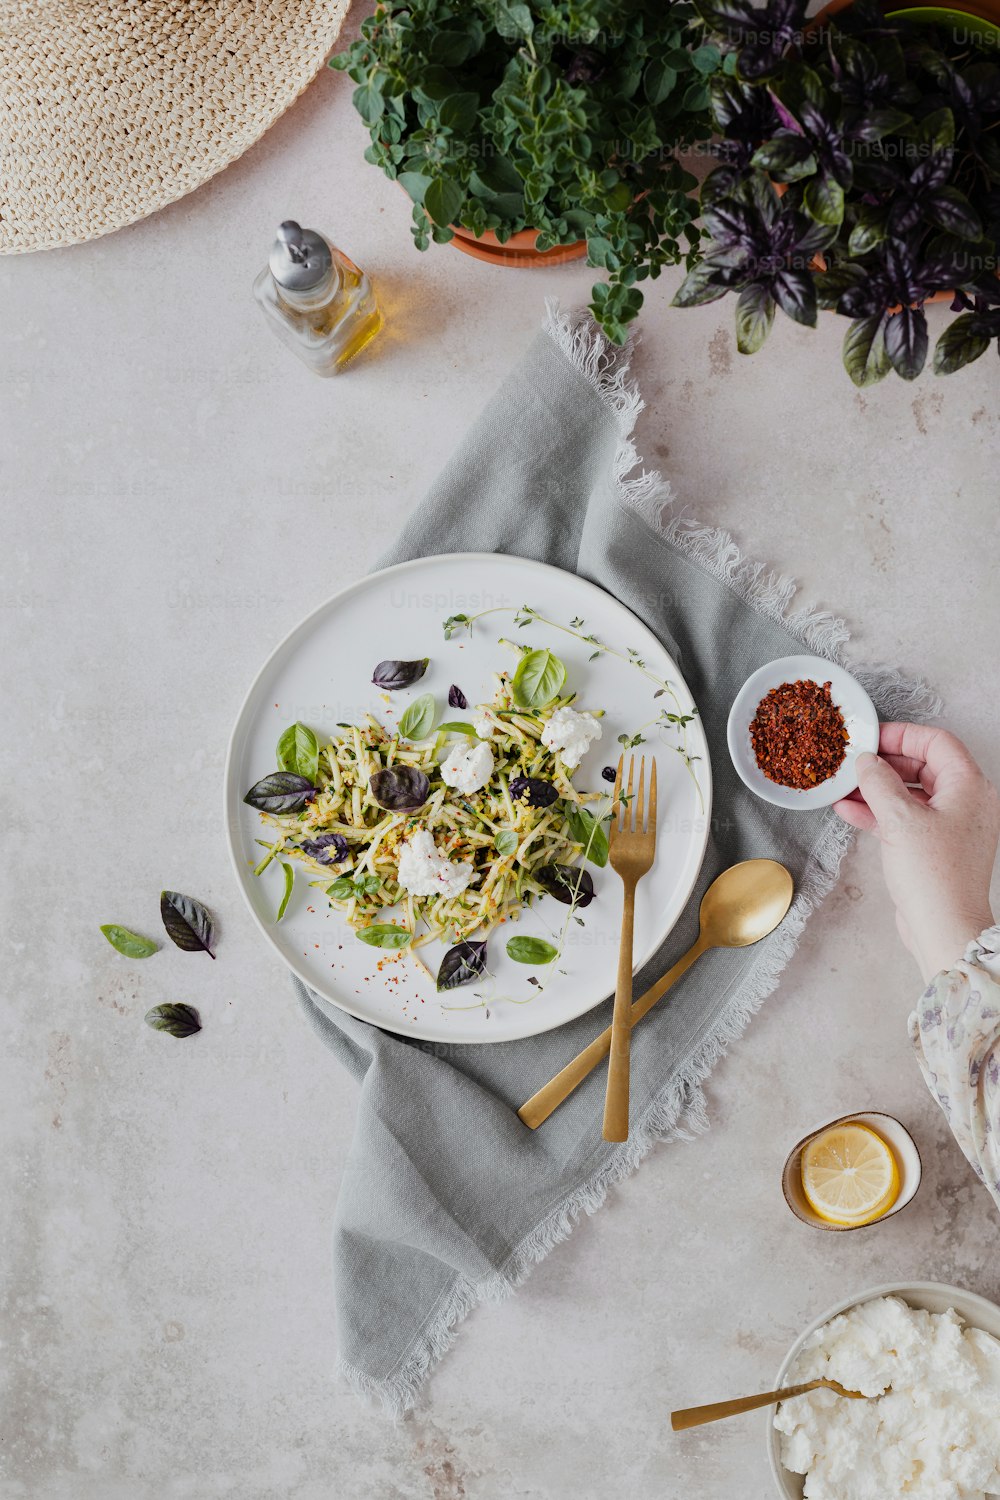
[697,859,796,951]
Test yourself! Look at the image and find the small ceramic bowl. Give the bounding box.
[727,654,880,810]
[767,1281,1000,1499]
[781,1111,922,1232]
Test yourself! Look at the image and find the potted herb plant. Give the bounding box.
[672,0,1000,381]
[332,1,721,343]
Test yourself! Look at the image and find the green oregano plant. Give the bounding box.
[673,0,1000,382]
[332,0,720,342]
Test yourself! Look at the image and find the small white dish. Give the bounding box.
[767,1281,1000,1499]
[727,654,880,810]
[781,1111,922,1232]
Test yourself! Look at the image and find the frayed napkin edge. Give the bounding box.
[336,301,941,1420]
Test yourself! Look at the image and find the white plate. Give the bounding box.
[727,654,880,810]
[767,1281,1000,1499]
[224,552,712,1043]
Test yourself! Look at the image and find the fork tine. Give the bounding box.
[635,756,645,832]
[648,758,657,836]
[611,754,624,839]
[625,756,635,831]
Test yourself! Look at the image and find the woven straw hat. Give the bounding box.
[0,0,349,254]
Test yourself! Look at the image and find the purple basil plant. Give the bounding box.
[675,0,1000,381]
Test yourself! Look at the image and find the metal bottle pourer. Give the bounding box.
[268,220,333,293]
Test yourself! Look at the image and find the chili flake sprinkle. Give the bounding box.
[749,679,848,789]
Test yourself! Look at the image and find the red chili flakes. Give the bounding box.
[749,678,848,789]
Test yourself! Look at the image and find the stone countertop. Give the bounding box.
[3,32,999,1500]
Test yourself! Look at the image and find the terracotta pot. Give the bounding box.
[447,224,588,267]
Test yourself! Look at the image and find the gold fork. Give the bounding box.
[603,754,657,1142]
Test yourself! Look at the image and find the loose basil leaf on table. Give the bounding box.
[275,862,294,923]
[535,863,596,908]
[356,924,412,951]
[372,657,429,691]
[447,684,468,709]
[506,935,558,965]
[100,924,159,959]
[160,890,217,957]
[145,1003,201,1038]
[299,833,348,865]
[399,692,436,741]
[437,940,488,991]
[494,830,518,856]
[243,772,318,814]
[511,647,566,708]
[370,766,430,811]
[276,721,320,782]
[565,804,610,867]
[510,775,559,809]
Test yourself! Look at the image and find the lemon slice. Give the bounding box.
[801,1123,900,1226]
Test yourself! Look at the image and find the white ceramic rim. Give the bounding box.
[727,654,880,810]
[766,1280,1000,1498]
[222,552,713,1043]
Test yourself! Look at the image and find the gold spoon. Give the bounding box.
[517,859,795,1130]
[671,1378,870,1431]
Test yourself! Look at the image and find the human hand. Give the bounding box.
[834,722,999,983]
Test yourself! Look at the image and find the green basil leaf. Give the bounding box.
[437,720,475,735]
[356,923,412,951]
[160,891,216,958]
[495,830,518,856]
[735,285,775,355]
[399,692,436,741]
[276,722,320,782]
[275,862,294,923]
[327,877,354,898]
[100,924,159,959]
[506,936,558,965]
[144,1003,201,1038]
[511,647,566,709]
[565,805,609,867]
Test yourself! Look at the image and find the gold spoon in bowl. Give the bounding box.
[518,859,795,1130]
[671,1378,870,1431]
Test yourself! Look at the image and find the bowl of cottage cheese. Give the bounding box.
[769,1282,1000,1499]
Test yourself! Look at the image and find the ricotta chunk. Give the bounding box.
[396,830,473,899]
[540,706,602,769]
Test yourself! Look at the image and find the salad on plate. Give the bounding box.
[244,646,613,992]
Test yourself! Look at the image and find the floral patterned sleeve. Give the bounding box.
[909,925,1000,1210]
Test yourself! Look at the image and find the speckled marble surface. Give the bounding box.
[3,22,999,1500]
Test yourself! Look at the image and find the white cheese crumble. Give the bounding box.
[540,706,602,769]
[440,741,494,795]
[775,1295,1000,1500]
[396,830,473,899]
[472,709,497,740]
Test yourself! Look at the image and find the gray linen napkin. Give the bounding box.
[294,303,936,1414]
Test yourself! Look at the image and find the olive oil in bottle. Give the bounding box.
[253,220,382,376]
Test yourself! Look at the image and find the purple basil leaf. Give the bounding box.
[772,269,818,326]
[509,776,560,809]
[299,833,348,865]
[448,684,468,710]
[244,772,318,815]
[535,864,596,908]
[372,658,429,691]
[883,306,929,380]
[369,766,430,811]
[436,940,488,992]
[160,891,216,959]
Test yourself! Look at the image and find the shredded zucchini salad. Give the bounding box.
[245,661,608,963]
